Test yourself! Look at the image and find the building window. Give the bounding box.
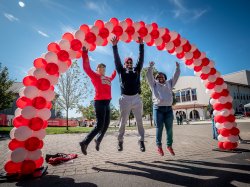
[175,92,180,103]
[186,90,191,101]
[181,91,186,102]
[191,89,197,101]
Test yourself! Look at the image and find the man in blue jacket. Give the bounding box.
[111,36,145,152]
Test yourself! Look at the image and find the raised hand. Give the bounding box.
[149,61,155,67]
[82,46,88,53]
[176,61,180,68]
[138,37,143,44]
[111,36,119,46]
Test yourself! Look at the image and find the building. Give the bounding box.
[173,70,250,120]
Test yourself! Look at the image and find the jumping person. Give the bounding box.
[79,47,116,155]
[146,61,180,156]
[111,36,145,152]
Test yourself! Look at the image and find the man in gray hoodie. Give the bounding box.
[146,61,180,156]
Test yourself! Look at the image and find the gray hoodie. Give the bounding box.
[146,65,180,106]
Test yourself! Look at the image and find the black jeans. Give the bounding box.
[83,100,110,145]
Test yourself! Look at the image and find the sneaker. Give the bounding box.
[79,141,88,155]
[94,139,100,151]
[157,147,164,156]
[167,146,175,156]
[139,141,146,152]
[117,141,123,151]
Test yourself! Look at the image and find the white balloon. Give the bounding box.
[21,106,37,119]
[144,34,152,43]
[45,51,58,63]
[175,46,183,54]
[33,129,46,140]
[119,20,128,30]
[96,36,104,46]
[218,134,227,142]
[57,61,68,73]
[180,38,187,46]
[190,44,197,52]
[74,30,85,43]
[11,148,28,163]
[145,24,153,33]
[27,149,42,160]
[33,68,48,79]
[155,37,163,46]
[107,33,116,43]
[213,110,220,116]
[205,88,213,95]
[15,108,22,117]
[193,59,202,66]
[19,87,25,97]
[165,42,174,50]
[210,98,217,105]
[68,49,77,59]
[208,75,217,83]
[186,63,194,69]
[119,33,129,42]
[132,22,141,31]
[82,41,91,50]
[10,127,17,139]
[198,52,206,59]
[169,31,178,41]
[14,126,33,141]
[214,85,224,93]
[39,90,55,101]
[158,28,166,37]
[47,75,58,85]
[201,79,208,85]
[208,60,215,68]
[27,67,36,76]
[227,135,239,143]
[184,52,193,60]
[24,86,39,99]
[201,66,211,74]
[194,71,201,76]
[132,32,140,41]
[59,39,70,51]
[90,25,99,35]
[37,108,51,120]
[104,22,114,32]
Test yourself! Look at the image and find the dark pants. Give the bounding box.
[83,100,110,145]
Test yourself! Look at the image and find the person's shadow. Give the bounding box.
[92,159,250,187]
[15,175,97,187]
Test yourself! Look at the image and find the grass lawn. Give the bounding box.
[0,125,154,135]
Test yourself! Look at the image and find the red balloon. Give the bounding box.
[9,139,24,150]
[35,157,44,168]
[25,137,41,151]
[209,68,216,75]
[211,89,229,99]
[173,38,181,47]
[36,78,51,91]
[23,76,37,86]
[193,49,201,59]
[110,17,119,26]
[194,65,203,72]
[112,26,123,37]
[85,32,97,44]
[224,102,233,109]
[223,142,234,150]
[80,24,90,33]
[151,22,158,29]
[66,59,72,67]
[139,21,145,27]
[156,43,165,51]
[231,142,238,149]
[183,42,191,52]
[226,115,235,122]
[202,58,210,66]
[38,140,44,149]
[214,102,232,110]
[146,39,154,46]
[48,42,60,53]
[138,27,148,37]
[29,117,44,131]
[125,26,135,36]
[215,115,226,123]
[125,18,133,26]
[220,128,230,136]
[185,59,194,66]
[150,29,160,39]
[34,58,47,68]
[102,38,109,46]
[5,161,21,174]
[230,127,240,136]
[70,39,82,51]
[46,101,52,109]
[13,116,30,127]
[200,73,209,80]
[176,51,185,59]
[42,120,48,129]
[206,82,215,89]
[57,50,69,61]
[99,28,109,39]
[218,141,224,149]
[62,32,74,42]
[168,47,176,54]
[215,77,224,85]
[94,20,104,29]
[16,97,32,109]
[32,96,47,109]
[45,63,59,75]
[21,160,36,174]
[162,33,171,43]
[89,43,96,51]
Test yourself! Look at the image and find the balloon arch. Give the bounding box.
[4,18,240,175]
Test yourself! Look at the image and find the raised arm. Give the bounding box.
[135,37,144,71]
[146,61,156,90]
[82,47,97,79]
[169,62,181,88]
[111,36,123,74]
[110,70,117,81]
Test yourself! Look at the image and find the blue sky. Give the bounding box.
[1,0,250,117]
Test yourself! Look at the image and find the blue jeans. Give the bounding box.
[212,117,218,140]
[153,105,174,147]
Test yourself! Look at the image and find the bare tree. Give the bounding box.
[56,61,93,130]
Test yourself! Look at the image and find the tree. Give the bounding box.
[56,61,93,130]
[140,67,158,126]
[78,101,95,120]
[110,103,119,120]
[0,63,15,110]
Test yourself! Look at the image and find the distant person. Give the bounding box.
[79,47,116,155]
[146,61,180,156]
[179,111,183,125]
[176,111,180,125]
[209,101,218,140]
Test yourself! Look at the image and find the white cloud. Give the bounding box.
[60,24,76,34]
[95,46,112,56]
[3,13,19,22]
[84,0,111,14]
[37,30,49,37]
[89,55,96,62]
[18,1,25,8]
